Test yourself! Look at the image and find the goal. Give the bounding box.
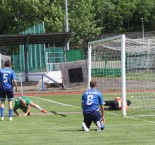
[88,34,155,117]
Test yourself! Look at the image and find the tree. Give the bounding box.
[93,0,123,33]
[68,0,101,49]
[94,0,155,33]
[129,0,155,31]
[1,0,155,52]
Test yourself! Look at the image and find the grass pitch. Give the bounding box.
[0,94,155,145]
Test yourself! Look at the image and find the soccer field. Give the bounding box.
[0,94,155,145]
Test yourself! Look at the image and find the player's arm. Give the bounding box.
[100,105,105,123]
[81,102,84,109]
[13,79,18,92]
[99,93,105,123]
[81,94,84,109]
[13,108,20,116]
[23,104,31,116]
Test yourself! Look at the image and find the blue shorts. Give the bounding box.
[0,90,14,101]
[83,110,102,129]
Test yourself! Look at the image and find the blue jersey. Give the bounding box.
[0,67,16,91]
[82,88,104,114]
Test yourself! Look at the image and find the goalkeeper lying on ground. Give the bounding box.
[13,96,47,116]
[104,97,131,110]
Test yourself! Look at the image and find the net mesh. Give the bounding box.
[125,38,155,116]
[89,36,155,117]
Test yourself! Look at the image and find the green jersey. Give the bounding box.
[13,96,31,111]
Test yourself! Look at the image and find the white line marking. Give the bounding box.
[105,111,120,116]
[126,116,155,123]
[32,97,120,117]
[31,96,155,123]
[106,113,155,124]
[31,96,81,109]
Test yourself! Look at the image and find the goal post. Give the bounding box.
[88,34,127,117]
[88,35,155,118]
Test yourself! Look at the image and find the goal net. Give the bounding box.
[88,35,155,117]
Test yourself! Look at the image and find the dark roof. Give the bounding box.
[0,32,72,45]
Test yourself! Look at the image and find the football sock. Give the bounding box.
[1,107,5,117]
[9,109,13,117]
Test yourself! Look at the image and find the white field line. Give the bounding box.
[31,96,81,109]
[126,116,155,123]
[31,97,123,117]
[32,96,155,124]
[105,111,120,116]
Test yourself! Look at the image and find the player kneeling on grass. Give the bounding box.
[13,96,47,116]
[81,80,105,131]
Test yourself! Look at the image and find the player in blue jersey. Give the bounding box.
[0,60,18,121]
[81,80,105,131]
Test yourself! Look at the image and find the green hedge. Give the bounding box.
[92,68,121,77]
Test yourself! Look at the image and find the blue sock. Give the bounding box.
[9,109,13,117]
[1,107,5,117]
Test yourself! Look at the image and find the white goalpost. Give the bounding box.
[88,34,155,117]
[88,35,126,117]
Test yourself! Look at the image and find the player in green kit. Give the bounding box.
[13,96,47,116]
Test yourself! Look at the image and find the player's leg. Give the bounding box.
[0,91,6,121]
[7,90,14,121]
[82,122,90,132]
[104,100,114,110]
[82,113,92,131]
[30,101,47,113]
[92,111,105,131]
[8,100,13,120]
[105,100,119,110]
[0,100,5,121]
[104,100,115,106]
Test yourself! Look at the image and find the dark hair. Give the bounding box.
[127,100,131,106]
[90,80,96,88]
[4,60,11,67]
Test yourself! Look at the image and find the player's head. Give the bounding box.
[4,60,11,67]
[127,100,131,106]
[90,80,97,88]
[20,99,26,107]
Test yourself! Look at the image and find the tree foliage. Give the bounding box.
[0,0,155,49]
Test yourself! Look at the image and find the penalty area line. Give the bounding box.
[126,116,155,124]
[105,111,120,116]
[31,96,81,109]
[31,97,120,116]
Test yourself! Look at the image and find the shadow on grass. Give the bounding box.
[50,111,67,117]
[58,129,97,132]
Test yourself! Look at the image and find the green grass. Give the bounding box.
[126,71,155,81]
[0,94,155,145]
